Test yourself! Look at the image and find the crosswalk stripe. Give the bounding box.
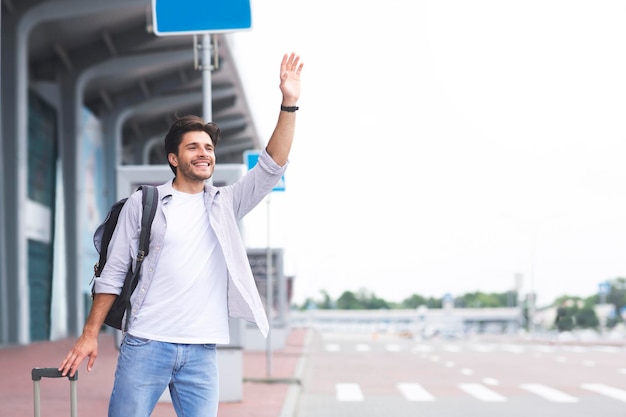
[412,345,433,353]
[459,383,507,402]
[472,345,495,352]
[581,384,626,402]
[520,384,578,402]
[328,381,626,403]
[502,344,524,353]
[336,383,364,402]
[443,344,461,352]
[483,378,499,386]
[397,383,435,401]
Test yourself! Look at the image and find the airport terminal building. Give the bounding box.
[1,0,261,345]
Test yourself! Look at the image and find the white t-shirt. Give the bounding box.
[129,189,229,344]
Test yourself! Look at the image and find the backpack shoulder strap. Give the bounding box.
[137,185,159,260]
[122,185,159,332]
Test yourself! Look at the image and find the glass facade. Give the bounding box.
[27,92,57,341]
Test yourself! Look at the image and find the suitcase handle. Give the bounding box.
[32,368,78,381]
[32,368,78,417]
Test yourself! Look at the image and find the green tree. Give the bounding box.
[555,308,575,331]
[334,288,390,310]
[400,294,442,309]
[336,291,363,309]
[318,290,334,309]
[575,308,599,328]
[358,288,389,309]
[401,294,429,308]
[554,297,599,331]
[455,291,509,308]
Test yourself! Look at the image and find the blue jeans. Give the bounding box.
[108,334,219,417]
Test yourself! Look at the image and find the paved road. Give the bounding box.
[295,330,626,417]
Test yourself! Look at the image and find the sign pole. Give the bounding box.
[200,34,213,186]
[245,150,284,378]
[266,194,273,377]
[202,34,212,122]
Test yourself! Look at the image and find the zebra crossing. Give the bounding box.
[333,382,626,403]
[324,342,626,404]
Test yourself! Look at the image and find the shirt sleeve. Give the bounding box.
[230,148,288,219]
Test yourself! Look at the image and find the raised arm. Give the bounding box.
[265,52,304,166]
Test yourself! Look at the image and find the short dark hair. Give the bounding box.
[163,115,220,174]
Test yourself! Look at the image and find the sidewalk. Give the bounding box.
[0,327,309,417]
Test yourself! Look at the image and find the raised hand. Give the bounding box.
[279,52,303,105]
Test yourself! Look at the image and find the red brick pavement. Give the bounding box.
[0,328,308,417]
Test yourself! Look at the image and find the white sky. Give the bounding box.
[228,0,626,307]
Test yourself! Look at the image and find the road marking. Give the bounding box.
[356,344,371,352]
[532,345,556,353]
[397,383,435,401]
[502,344,524,353]
[325,344,340,352]
[595,346,621,353]
[386,344,402,352]
[472,344,495,352]
[520,384,579,402]
[483,378,499,386]
[461,368,474,376]
[412,345,433,353]
[619,369,626,375]
[581,383,626,402]
[582,360,595,367]
[336,383,364,402]
[459,383,506,402]
[564,346,586,353]
[444,361,455,368]
[443,344,461,352]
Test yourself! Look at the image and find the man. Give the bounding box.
[59,52,303,417]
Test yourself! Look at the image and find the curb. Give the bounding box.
[279,329,313,417]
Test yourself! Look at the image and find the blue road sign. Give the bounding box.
[245,151,285,192]
[152,0,251,36]
[598,281,611,295]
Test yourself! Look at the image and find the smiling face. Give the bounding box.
[168,130,216,189]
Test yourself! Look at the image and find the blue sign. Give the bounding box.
[598,281,611,295]
[152,0,251,36]
[245,151,285,192]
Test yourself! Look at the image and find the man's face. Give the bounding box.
[169,130,216,182]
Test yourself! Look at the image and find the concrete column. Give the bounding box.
[0,9,30,345]
[58,74,83,336]
[0,9,20,345]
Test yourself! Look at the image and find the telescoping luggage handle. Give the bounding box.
[32,368,78,417]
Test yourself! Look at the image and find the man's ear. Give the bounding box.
[168,153,178,167]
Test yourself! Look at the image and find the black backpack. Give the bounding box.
[91,185,159,331]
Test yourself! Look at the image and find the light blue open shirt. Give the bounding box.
[95,149,286,337]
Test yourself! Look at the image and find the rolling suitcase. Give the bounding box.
[31,368,78,417]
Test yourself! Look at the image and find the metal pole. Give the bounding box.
[266,195,273,377]
[199,33,214,187]
[33,381,41,417]
[201,33,212,122]
[70,380,78,417]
